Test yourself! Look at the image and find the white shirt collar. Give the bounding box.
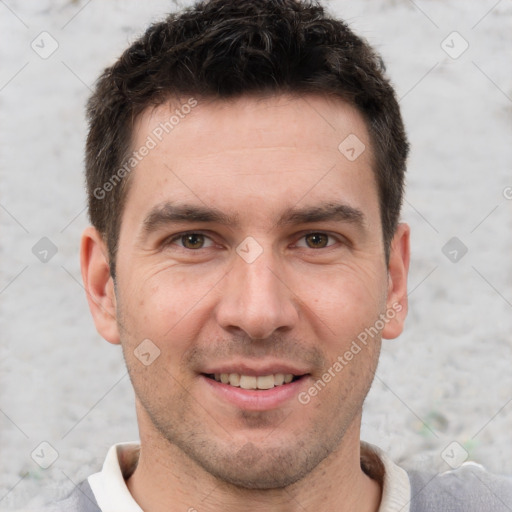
[88,442,143,512]
[361,441,411,512]
[88,441,411,512]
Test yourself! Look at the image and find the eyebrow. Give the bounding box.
[141,201,366,237]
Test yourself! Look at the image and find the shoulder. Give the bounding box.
[37,479,101,512]
[407,462,512,512]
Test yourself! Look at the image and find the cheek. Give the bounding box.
[300,262,386,330]
[125,267,220,343]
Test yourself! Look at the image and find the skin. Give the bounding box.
[81,93,410,512]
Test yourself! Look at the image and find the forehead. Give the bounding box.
[123,93,378,229]
[135,93,372,165]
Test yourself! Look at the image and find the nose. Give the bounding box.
[214,244,299,340]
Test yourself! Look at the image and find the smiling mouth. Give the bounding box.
[203,373,306,390]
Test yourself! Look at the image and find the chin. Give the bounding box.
[179,437,330,491]
[204,460,308,490]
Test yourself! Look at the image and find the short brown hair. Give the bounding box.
[85,0,409,278]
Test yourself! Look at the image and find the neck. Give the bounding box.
[126,417,382,512]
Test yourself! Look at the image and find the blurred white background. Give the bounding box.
[0,0,511,509]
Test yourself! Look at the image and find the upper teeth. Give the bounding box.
[214,373,295,389]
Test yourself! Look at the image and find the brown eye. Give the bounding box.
[304,233,330,249]
[180,233,206,249]
[166,232,215,251]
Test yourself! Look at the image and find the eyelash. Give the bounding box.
[164,231,344,251]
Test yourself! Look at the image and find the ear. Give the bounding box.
[382,222,410,340]
[80,226,121,345]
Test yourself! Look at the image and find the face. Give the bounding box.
[83,93,409,490]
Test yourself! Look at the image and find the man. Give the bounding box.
[44,0,512,510]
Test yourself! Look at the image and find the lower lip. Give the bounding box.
[200,375,309,411]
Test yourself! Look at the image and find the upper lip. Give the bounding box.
[201,361,310,377]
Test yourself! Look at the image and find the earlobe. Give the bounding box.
[80,226,121,345]
[382,222,410,340]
